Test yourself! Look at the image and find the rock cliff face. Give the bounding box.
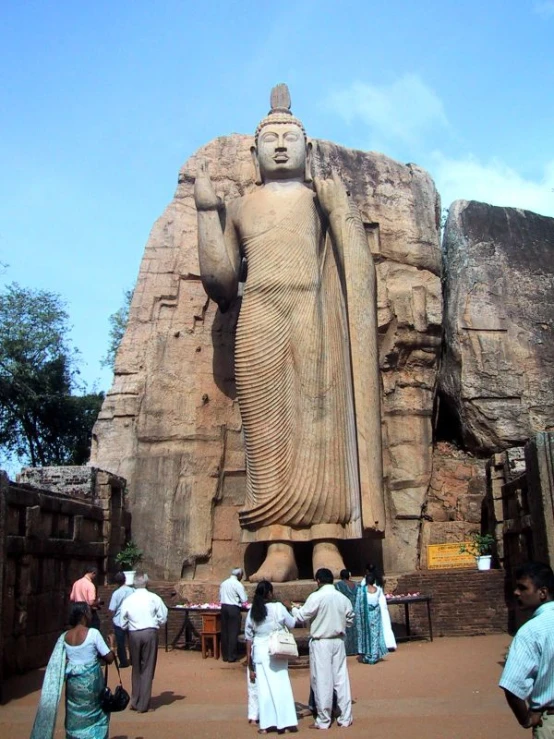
[91,135,441,579]
[440,201,554,453]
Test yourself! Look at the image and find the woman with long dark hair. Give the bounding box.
[356,568,394,664]
[31,602,115,738]
[361,564,396,651]
[245,580,298,734]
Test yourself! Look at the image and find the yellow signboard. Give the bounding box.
[427,542,475,570]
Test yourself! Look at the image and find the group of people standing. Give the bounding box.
[237,565,396,733]
[335,566,396,661]
[32,569,168,739]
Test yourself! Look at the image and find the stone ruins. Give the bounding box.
[90,86,554,583]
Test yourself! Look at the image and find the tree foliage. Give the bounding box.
[102,288,133,370]
[0,283,104,466]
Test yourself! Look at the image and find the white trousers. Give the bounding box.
[309,638,352,728]
[247,667,259,721]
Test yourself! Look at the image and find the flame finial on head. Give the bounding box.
[270,83,291,113]
[255,83,306,143]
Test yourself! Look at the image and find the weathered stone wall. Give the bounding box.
[19,466,100,500]
[0,468,128,676]
[440,200,554,452]
[420,442,487,566]
[91,135,442,579]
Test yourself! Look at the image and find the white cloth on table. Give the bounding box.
[244,602,297,731]
[64,628,111,664]
[219,575,248,606]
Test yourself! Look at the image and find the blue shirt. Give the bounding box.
[109,585,134,628]
[499,602,554,710]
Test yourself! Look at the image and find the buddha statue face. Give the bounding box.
[255,122,308,182]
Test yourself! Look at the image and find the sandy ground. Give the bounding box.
[1,634,524,739]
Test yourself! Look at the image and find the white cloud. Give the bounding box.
[431,152,554,218]
[326,75,449,147]
[534,1,554,18]
[325,74,554,219]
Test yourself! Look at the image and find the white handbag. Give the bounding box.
[267,610,298,659]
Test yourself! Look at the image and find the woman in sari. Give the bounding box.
[245,581,298,734]
[355,570,389,664]
[31,601,115,739]
[335,569,358,656]
[361,564,397,651]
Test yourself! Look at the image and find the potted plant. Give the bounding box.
[460,533,495,571]
[115,541,143,584]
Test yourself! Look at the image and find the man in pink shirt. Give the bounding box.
[70,566,101,628]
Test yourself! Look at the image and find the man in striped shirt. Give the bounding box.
[499,561,554,735]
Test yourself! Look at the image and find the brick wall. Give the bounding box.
[393,569,508,637]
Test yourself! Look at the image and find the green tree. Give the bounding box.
[101,288,133,370]
[0,283,104,466]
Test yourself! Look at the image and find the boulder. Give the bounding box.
[440,200,554,452]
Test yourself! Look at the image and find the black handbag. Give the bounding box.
[100,659,130,713]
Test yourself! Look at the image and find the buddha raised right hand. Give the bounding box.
[194,158,222,212]
[313,171,350,219]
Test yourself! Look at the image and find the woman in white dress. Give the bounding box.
[245,580,298,734]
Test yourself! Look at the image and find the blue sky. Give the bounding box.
[1,0,553,392]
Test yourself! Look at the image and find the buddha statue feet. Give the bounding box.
[249,542,298,583]
[312,540,346,578]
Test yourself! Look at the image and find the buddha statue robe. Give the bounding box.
[234,182,381,542]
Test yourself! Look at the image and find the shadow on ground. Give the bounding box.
[150,690,185,709]
[1,668,45,704]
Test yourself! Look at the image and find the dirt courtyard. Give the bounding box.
[2,634,523,739]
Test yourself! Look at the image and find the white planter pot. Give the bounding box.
[476,555,492,571]
[123,570,136,585]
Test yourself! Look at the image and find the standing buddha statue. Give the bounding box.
[194,84,384,581]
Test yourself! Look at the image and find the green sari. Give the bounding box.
[65,661,109,738]
[355,584,388,664]
[335,580,359,656]
[31,633,109,739]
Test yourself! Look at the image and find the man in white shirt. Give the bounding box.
[219,567,248,662]
[120,573,168,712]
[292,568,354,729]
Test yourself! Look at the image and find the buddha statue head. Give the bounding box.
[252,84,312,184]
